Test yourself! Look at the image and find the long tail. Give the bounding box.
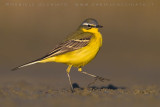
[11,60,40,71]
[11,50,55,71]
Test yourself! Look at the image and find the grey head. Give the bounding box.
[80,18,103,29]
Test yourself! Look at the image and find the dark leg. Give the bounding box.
[66,65,74,92]
[78,68,110,83]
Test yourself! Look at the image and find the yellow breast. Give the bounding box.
[41,28,102,67]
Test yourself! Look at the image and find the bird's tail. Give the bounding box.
[11,60,40,71]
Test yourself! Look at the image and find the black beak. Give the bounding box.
[96,25,103,28]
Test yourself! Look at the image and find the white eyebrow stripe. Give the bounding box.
[82,23,89,25]
[82,23,96,27]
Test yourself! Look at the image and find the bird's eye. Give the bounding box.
[88,24,91,27]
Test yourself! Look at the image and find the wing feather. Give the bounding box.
[36,35,92,61]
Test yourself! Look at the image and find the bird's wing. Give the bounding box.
[36,32,93,61]
[11,32,93,71]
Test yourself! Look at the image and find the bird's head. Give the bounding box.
[79,18,103,33]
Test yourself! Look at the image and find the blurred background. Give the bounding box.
[0,0,160,89]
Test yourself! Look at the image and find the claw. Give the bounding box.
[95,76,110,82]
[88,78,98,87]
[88,76,110,87]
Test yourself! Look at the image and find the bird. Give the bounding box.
[12,18,110,92]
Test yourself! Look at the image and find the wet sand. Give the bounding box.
[0,81,160,107]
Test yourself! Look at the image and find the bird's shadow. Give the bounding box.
[72,83,126,90]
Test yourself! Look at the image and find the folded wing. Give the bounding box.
[38,36,92,61]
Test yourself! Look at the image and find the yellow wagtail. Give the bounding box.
[12,18,109,91]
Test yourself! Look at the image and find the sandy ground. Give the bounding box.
[0,0,160,107]
[0,81,160,107]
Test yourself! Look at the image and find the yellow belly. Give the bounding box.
[40,29,102,67]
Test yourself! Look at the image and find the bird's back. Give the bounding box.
[50,28,102,67]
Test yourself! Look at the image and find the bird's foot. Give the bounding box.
[88,76,110,87]
[95,76,110,82]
